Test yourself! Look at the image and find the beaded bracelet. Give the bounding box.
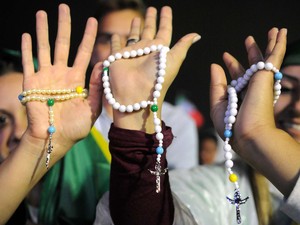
[18,86,88,169]
[102,44,169,193]
[223,61,283,224]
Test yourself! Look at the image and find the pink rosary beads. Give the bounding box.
[102,44,169,193]
[223,61,283,224]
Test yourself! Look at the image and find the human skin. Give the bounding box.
[0,73,27,163]
[275,65,300,142]
[210,28,300,197]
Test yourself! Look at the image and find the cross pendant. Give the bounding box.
[227,189,249,224]
[149,161,168,193]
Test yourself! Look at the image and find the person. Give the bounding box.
[94,24,300,224]
[0,47,109,225]
[0,4,103,224]
[1,3,299,225]
[0,3,199,224]
[198,128,218,164]
[91,0,199,170]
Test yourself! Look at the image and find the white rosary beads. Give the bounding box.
[19,86,88,169]
[223,61,283,224]
[102,44,170,193]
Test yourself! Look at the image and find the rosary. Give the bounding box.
[223,61,283,223]
[102,44,170,193]
[19,87,88,169]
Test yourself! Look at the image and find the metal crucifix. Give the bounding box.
[227,189,249,224]
[149,161,168,193]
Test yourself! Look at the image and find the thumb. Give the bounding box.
[88,62,103,123]
[170,33,201,64]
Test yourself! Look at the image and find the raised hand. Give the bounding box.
[21,4,102,157]
[102,6,200,132]
[210,28,287,143]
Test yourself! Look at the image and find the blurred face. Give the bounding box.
[199,139,217,165]
[0,73,27,163]
[91,9,143,66]
[275,65,300,142]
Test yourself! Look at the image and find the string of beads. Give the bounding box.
[102,44,169,193]
[223,61,283,224]
[18,86,88,169]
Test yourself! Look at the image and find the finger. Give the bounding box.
[264,27,279,58]
[111,34,122,54]
[36,10,51,69]
[223,52,245,81]
[88,62,103,123]
[126,17,141,46]
[165,33,200,84]
[21,33,35,79]
[245,36,264,65]
[210,64,228,133]
[155,6,172,46]
[53,4,71,65]
[73,17,98,74]
[265,28,287,68]
[169,33,200,64]
[141,7,157,40]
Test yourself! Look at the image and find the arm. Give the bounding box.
[210,28,300,197]
[104,6,200,225]
[0,4,101,223]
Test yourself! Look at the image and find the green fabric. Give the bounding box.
[282,39,300,68]
[38,130,111,225]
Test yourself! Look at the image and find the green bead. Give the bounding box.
[47,99,54,106]
[103,67,109,71]
[151,104,158,112]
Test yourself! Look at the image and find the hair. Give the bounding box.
[0,48,23,76]
[282,39,300,68]
[0,48,38,76]
[198,128,218,151]
[93,0,146,22]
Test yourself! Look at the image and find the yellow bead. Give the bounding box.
[76,86,83,94]
[229,173,238,182]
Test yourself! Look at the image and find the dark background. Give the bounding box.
[1,0,300,128]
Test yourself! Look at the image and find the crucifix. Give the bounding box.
[149,161,168,193]
[227,189,249,224]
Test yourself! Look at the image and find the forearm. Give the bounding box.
[235,127,300,197]
[109,123,174,225]
[0,132,73,223]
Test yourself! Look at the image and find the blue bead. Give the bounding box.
[274,72,283,80]
[156,146,164,155]
[48,125,56,134]
[224,129,232,138]
[18,94,24,101]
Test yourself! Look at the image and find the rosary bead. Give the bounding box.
[225,159,234,168]
[140,101,148,108]
[113,102,120,110]
[229,173,238,182]
[126,105,134,112]
[137,49,144,56]
[143,47,151,54]
[130,50,137,57]
[48,125,56,134]
[108,98,116,105]
[133,103,141,111]
[156,132,164,140]
[225,151,233,160]
[47,99,55,106]
[274,72,283,80]
[151,104,158,112]
[155,83,162,91]
[115,53,122,59]
[76,86,83,94]
[123,51,130,58]
[108,55,115,63]
[264,62,273,70]
[119,105,126,112]
[156,146,164,155]
[257,61,265,70]
[150,45,157,52]
[158,69,166,76]
[224,129,232,138]
[157,77,165,84]
[153,91,161,98]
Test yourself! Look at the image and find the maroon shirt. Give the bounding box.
[109,122,174,225]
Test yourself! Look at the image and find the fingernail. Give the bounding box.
[193,34,201,43]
